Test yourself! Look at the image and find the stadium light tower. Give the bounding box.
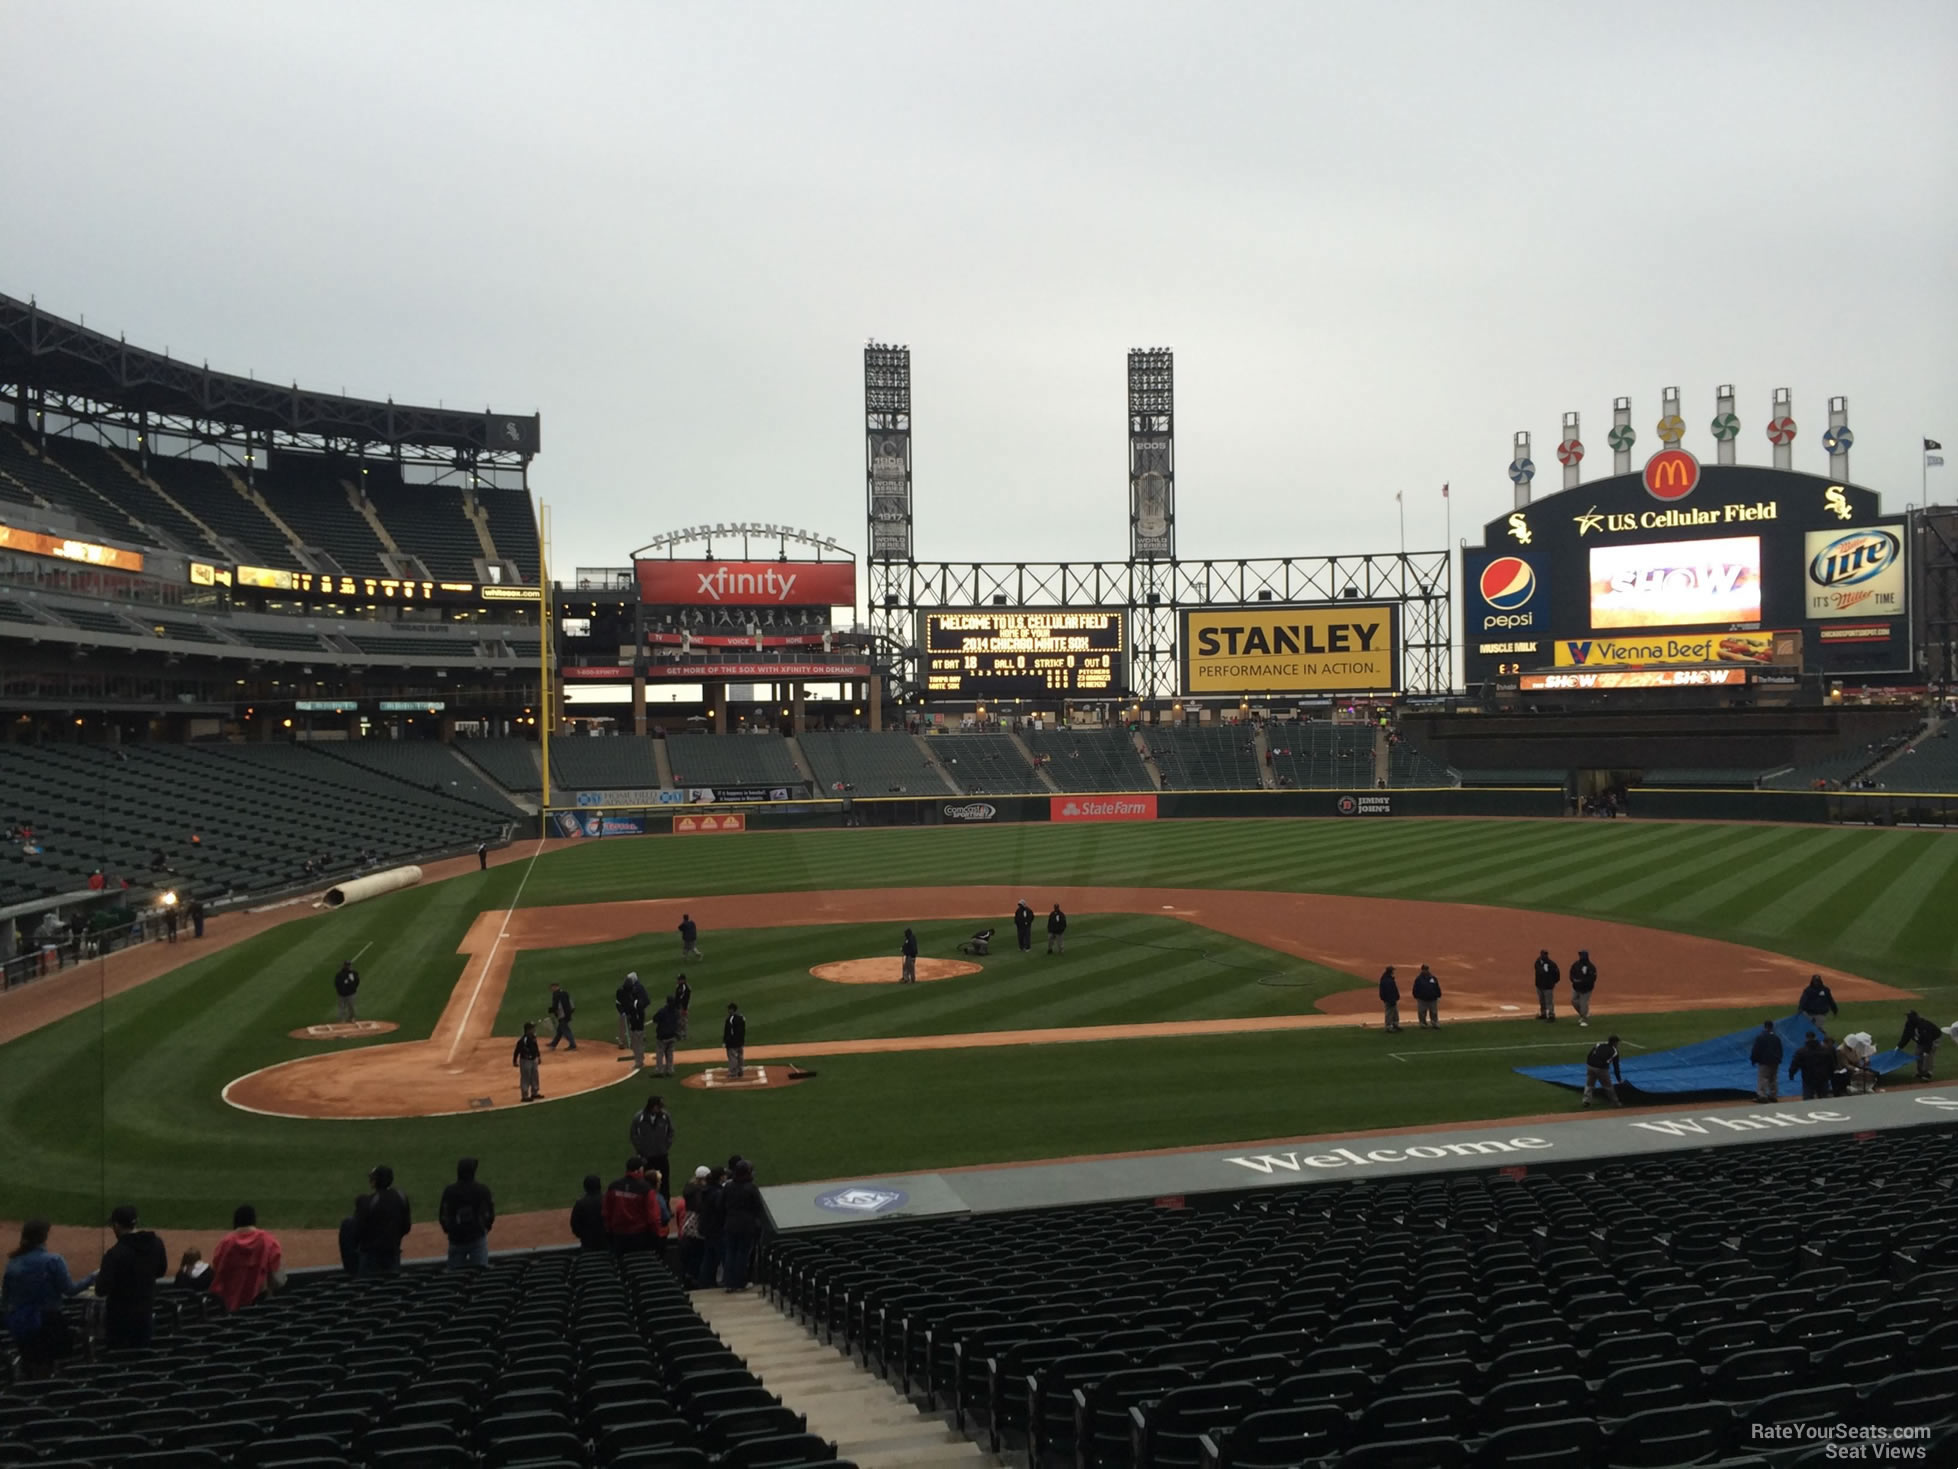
[1129,348,1176,700]
[864,343,913,696]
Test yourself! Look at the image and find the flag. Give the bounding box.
[1394,490,1403,503]
[1441,482,1450,498]
[1926,439,1943,451]
[1930,455,1947,469]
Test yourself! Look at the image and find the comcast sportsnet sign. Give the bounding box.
[1051,795,1157,823]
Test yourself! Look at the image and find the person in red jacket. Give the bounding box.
[208,1205,285,1312]
[601,1157,668,1255]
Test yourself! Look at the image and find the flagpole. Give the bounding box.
[1397,493,1405,555]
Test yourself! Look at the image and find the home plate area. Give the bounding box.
[680,1064,808,1091]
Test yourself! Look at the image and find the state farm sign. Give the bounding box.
[1051,794,1157,823]
[635,559,857,607]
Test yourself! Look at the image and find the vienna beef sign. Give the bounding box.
[1179,604,1400,694]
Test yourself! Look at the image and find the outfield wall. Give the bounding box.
[538,785,1958,834]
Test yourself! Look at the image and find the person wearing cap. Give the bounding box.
[1411,965,1442,1029]
[674,973,693,1040]
[1533,949,1561,1022]
[4,1220,95,1378]
[350,1165,412,1275]
[1569,950,1599,1027]
[614,972,635,1050]
[333,958,361,1024]
[1377,966,1402,1033]
[622,981,650,1072]
[208,1205,285,1311]
[630,1096,677,1200]
[1749,1021,1785,1102]
[678,912,702,961]
[1046,904,1068,955]
[514,1021,543,1101]
[602,1156,665,1255]
[1789,1032,1836,1101]
[1582,1035,1624,1107]
[1799,975,1840,1025]
[723,1001,747,1079]
[546,983,576,1051]
[1013,901,1035,954]
[900,928,918,984]
[652,994,680,1076]
[95,1204,167,1350]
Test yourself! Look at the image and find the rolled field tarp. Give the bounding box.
[320,865,424,909]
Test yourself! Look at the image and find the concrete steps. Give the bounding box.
[693,1289,999,1469]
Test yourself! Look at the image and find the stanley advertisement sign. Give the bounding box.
[1179,605,1400,694]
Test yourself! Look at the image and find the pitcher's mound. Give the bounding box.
[288,1020,399,1040]
[680,1065,807,1091]
[812,957,981,985]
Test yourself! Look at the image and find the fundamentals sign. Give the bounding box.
[1179,605,1399,694]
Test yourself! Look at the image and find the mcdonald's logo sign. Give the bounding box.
[1642,449,1701,503]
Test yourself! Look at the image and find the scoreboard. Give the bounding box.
[921,609,1125,698]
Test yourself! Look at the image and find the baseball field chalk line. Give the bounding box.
[443,835,546,1065]
[1388,1039,1651,1063]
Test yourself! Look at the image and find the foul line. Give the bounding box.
[1389,1038,1651,1063]
[445,835,546,1065]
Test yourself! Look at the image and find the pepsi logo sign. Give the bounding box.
[1476,556,1541,631]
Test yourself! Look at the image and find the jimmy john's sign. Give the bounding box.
[1179,604,1399,694]
[1553,630,1802,669]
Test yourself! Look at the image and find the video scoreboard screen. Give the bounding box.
[921,609,1125,698]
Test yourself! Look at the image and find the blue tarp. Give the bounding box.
[1517,1011,1915,1096]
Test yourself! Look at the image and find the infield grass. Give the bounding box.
[2,818,1954,1228]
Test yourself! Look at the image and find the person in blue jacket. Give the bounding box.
[3,1220,95,1379]
[1378,966,1401,1033]
[1412,965,1442,1029]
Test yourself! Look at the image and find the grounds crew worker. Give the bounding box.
[1582,1034,1624,1107]
[1533,949,1561,1022]
[1377,966,1401,1033]
[900,928,918,984]
[1013,902,1035,954]
[1898,1010,1943,1081]
[674,974,692,1039]
[723,1001,747,1079]
[1046,904,1068,955]
[1750,1021,1784,1103]
[1412,965,1441,1029]
[547,983,577,1051]
[1799,975,1840,1025]
[333,960,361,1024]
[1569,950,1598,1027]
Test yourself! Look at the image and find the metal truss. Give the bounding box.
[1,292,536,465]
[873,550,1452,697]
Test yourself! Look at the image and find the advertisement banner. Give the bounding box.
[869,430,911,561]
[941,802,998,822]
[1804,527,1906,620]
[1336,794,1393,817]
[1050,794,1158,823]
[646,662,870,679]
[1588,536,1762,629]
[1553,630,1801,669]
[687,786,794,804]
[1518,668,1747,691]
[674,812,747,834]
[635,559,856,607]
[1463,551,1547,636]
[1131,433,1174,560]
[574,789,664,807]
[0,524,145,572]
[1818,623,1893,644]
[560,666,636,680]
[552,812,649,838]
[1179,605,1399,694]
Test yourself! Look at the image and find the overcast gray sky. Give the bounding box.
[5,1,1954,581]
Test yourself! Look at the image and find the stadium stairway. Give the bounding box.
[654,736,678,791]
[911,734,965,795]
[1004,731,1062,793]
[786,736,820,791]
[1251,727,1273,789]
[696,1289,1001,1469]
[1131,730,1167,791]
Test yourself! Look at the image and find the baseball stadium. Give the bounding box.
[3,306,1957,1469]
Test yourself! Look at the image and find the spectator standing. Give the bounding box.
[477,839,489,871]
[333,959,361,1023]
[629,1096,677,1201]
[602,1157,658,1255]
[900,928,918,984]
[1569,950,1598,1027]
[1047,904,1068,955]
[674,974,692,1039]
[3,1221,95,1379]
[652,994,680,1076]
[695,1167,726,1289]
[569,1176,607,1251]
[95,1204,167,1351]
[439,1158,496,1269]
[1412,965,1442,1029]
[514,1022,542,1102]
[1533,950,1562,1022]
[1582,1035,1624,1107]
[546,983,577,1050]
[208,1206,284,1311]
[723,1001,747,1079]
[1377,966,1402,1033]
[678,913,702,960]
[188,899,205,939]
[721,1160,764,1292]
[1799,975,1840,1025]
[1750,1022,1785,1102]
[678,1166,710,1283]
[174,1250,211,1293]
[1898,1011,1942,1080]
[351,1165,411,1275]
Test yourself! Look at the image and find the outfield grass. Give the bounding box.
[2,819,1953,1229]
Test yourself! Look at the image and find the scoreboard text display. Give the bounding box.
[922,609,1125,697]
[1463,465,1909,686]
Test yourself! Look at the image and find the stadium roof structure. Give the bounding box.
[0,291,538,465]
